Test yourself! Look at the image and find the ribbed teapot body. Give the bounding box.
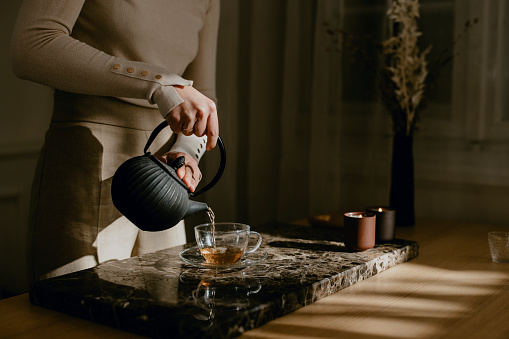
[111,155,193,232]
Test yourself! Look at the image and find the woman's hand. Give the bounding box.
[167,86,219,151]
[156,151,202,192]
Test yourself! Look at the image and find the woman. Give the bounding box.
[11,0,220,286]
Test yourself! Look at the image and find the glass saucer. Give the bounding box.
[179,246,268,271]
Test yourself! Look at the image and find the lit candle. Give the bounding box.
[343,212,376,251]
[345,212,365,218]
[366,206,396,243]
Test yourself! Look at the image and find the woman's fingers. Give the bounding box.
[181,123,195,136]
[205,110,219,150]
[167,86,219,147]
[182,164,202,192]
[160,151,202,192]
[193,117,207,137]
[167,103,195,135]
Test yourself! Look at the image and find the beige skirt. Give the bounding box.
[27,91,186,285]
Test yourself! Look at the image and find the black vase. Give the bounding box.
[389,133,415,227]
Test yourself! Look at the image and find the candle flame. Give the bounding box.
[378,207,383,212]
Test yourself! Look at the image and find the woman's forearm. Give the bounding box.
[11,0,191,117]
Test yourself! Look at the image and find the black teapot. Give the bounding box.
[111,121,226,232]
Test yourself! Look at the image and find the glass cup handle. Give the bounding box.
[245,231,262,254]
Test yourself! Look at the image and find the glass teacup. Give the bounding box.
[194,223,262,265]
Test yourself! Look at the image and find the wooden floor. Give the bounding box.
[1,219,508,338]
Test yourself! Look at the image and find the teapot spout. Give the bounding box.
[184,200,209,219]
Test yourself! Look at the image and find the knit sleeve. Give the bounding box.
[10,0,191,118]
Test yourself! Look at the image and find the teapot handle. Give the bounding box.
[143,120,226,197]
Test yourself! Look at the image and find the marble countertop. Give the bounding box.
[31,222,418,338]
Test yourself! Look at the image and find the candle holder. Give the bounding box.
[343,212,376,251]
[366,206,396,243]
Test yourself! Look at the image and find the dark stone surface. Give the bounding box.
[30,222,419,338]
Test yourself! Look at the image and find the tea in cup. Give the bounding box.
[194,223,262,264]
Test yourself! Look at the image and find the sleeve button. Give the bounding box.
[141,71,149,76]
[113,64,121,69]
[155,75,162,80]
[127,67,135,73]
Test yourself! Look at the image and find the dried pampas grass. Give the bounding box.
[382,0,431,135]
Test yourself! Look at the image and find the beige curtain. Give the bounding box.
[196,0,344,228]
